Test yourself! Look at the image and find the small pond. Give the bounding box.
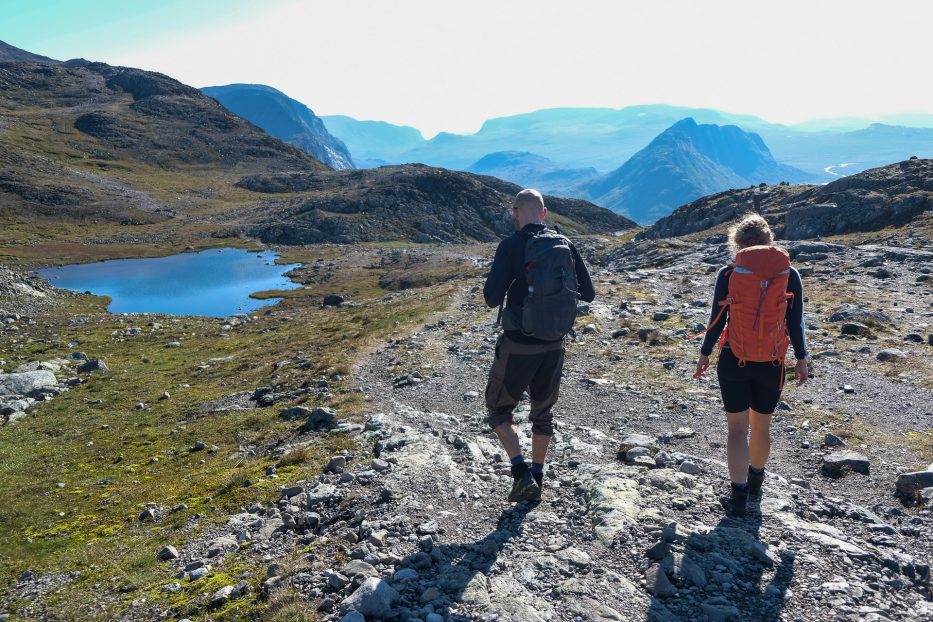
[37,248,301,317]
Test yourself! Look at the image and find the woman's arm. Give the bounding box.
[786,268,808,360]
[700,267,731,356]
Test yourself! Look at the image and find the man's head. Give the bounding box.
[512,188,547,229]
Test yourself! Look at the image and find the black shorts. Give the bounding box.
[716,348,785,414]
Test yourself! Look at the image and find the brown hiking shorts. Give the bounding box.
[485,334,565,436]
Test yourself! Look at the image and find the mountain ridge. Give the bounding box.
[202,83,354,170]
[0,43,631,248]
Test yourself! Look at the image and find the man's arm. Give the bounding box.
[571,245,596,303]
[483,240,512,308]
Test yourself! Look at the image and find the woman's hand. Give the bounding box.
[795,358,809,386]
[694,354,711,379]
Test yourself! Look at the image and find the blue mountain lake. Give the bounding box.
[37,248,301,317]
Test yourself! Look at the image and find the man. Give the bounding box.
[483,189,595,502]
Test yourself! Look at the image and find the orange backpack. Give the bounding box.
[698,245,793,366]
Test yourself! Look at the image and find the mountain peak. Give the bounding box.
[580,120,809,224]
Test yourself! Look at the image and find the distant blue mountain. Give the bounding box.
[202,84,354,169]
[579,118,810,224]
[321,105,933,183]
[467,151,599,194]
[320,115,424,167]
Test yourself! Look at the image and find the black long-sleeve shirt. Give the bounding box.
[484,223,595,344]
[700,266,808,359]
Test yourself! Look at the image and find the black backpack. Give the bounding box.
[512,229,580,340]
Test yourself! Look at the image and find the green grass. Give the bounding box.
[0,251,465,620]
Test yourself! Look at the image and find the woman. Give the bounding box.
[694,214,809,517]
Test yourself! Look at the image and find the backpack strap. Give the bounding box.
[688,267,735,340]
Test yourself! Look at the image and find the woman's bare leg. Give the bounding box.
[726,410,750,483]
[748,409,772,469]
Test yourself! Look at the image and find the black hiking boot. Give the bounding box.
[529,471,543,503]
[747,467,765,500]
[508,462,540,503]
[720,482,749,517]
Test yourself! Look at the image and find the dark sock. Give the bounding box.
[732,481,749,491]
[530,462,544,476]
[749,466,765,475]
[510,455,525,467]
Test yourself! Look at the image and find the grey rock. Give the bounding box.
[279,406,311,421]
[210,585,235,608]
[645,564,677,597]
[673,427,695,438]
[340,613,365,622]
[341,560,379,581]
[189,567,209,580]
[896,471,933,498]
[876,349,907,361]
[617,433,658,457]
[679,461,701,475]
[306,484,340,509]
[0,370,57,395]
[748,541,779,566]
[304,407,336,430]
[822,451,870,476]
[700,597,740,622]
[828,304,891,325]
[340,577,399,617]
[841,322,872,336]
[157,545,179,561]
[77,359,109,373]
[323,294,345,307]
[824,433,846,447]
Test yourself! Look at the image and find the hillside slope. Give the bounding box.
[0,44,631,249]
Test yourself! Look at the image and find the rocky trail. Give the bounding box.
[4,237,933,622]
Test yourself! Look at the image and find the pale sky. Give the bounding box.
[4,0,932,138]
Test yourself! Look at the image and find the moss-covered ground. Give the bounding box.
[0,243,482,620]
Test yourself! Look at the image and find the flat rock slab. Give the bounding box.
[0,370,56,396]
[822,451,870,476]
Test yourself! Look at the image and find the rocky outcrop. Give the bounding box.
[642,159,933,240]
[247,165,638,245]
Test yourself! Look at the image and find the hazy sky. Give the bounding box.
[4,0,932,137]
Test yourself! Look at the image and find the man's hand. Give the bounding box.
[794,358,809,386]
[694,354,711,379]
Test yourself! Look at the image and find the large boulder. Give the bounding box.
[340,577,398,617]
[895,471,933,500]
[822,451,870,476]
[0,370,57,397]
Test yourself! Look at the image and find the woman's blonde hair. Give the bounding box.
[728,214,773,254]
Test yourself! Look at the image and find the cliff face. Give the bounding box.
[203,84,355,170]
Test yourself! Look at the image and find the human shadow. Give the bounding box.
[392,502,535,620]
[645,510,796,622]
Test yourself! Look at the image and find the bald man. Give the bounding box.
[483,189,595,503]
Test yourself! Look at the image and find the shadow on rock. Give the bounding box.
[391,503,538,621]
[645,511,795,622]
